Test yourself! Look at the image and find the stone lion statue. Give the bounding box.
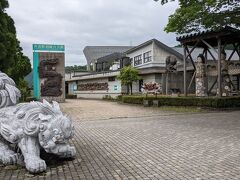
[0,71,76,173]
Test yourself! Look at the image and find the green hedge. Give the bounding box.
[121,95,240,108]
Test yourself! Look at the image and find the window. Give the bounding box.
[134,55,142,66]
[108,77,115,81]
[143,51,152,63]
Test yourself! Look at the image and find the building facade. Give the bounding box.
[66,39,191,98]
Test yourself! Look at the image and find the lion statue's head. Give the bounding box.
[10,100,75,156]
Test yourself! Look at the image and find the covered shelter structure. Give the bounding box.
[177,26,240,97]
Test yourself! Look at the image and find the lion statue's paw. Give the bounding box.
[0,152,20,165]
[25,158,47,173]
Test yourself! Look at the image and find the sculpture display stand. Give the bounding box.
[195,54,208,97]
[165,56,177,95]
[141,82,162,96]
[0,71,76,173]
[220,51,231,96]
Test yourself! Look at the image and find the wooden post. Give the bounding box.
[183,45,187,96]
[217,38,222,97]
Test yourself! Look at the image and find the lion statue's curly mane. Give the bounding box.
[0,71,76,173]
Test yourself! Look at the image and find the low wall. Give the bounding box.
[68,77,122,99]
[76,92,120,99]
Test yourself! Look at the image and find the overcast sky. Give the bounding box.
[7,0,178,66]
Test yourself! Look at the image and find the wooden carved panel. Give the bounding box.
[39,59,63,97]
[77,83,108,91]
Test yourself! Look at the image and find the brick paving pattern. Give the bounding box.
[0,99,240,179]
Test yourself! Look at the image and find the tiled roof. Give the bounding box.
[97,52,126,63]
[125,39,183,60]
[177,26,240,42]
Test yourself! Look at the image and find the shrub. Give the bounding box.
[25,97,37,102]
[121,95,240,108]
[122,95,144,104]
[116,95,123,101]
[17,79,31,102]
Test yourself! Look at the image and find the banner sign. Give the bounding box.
[33,44,65,51]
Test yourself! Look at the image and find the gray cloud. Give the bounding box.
[7,0,178,66]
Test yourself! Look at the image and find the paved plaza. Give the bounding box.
[1,99,240,179]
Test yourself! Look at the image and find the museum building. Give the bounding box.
[66,35,240,99]
[66,39,188,98]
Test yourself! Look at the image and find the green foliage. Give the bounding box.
[0,0,31,84]
[156,0,240,34]
[117,66,141,95]
[122,95,144,104]
[25,97,37,102]
[65,65,87,73]
[0,0,9,10]
[116,95,123,101]
[17,79,31,102]
[121,95,240,108]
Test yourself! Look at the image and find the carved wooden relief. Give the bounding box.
[39,58,63,97]
[77,83,108,91]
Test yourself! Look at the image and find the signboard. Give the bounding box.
[33,44,65,51]
[33,43,65,102]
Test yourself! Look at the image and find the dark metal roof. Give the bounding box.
[83,46,133,65]
[125,39,183,60]
[97,52,126,63]
[177,26,240,47]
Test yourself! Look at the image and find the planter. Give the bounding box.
[143,100,153,107]
[152,100,161,107]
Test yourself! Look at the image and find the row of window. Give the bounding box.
[133,51,152,66]
[134,55,142,66]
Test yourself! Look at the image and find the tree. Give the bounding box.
[155,0,240,34]
[117,66,141,95]
[65,65,87,73]
[0,0,31,85]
